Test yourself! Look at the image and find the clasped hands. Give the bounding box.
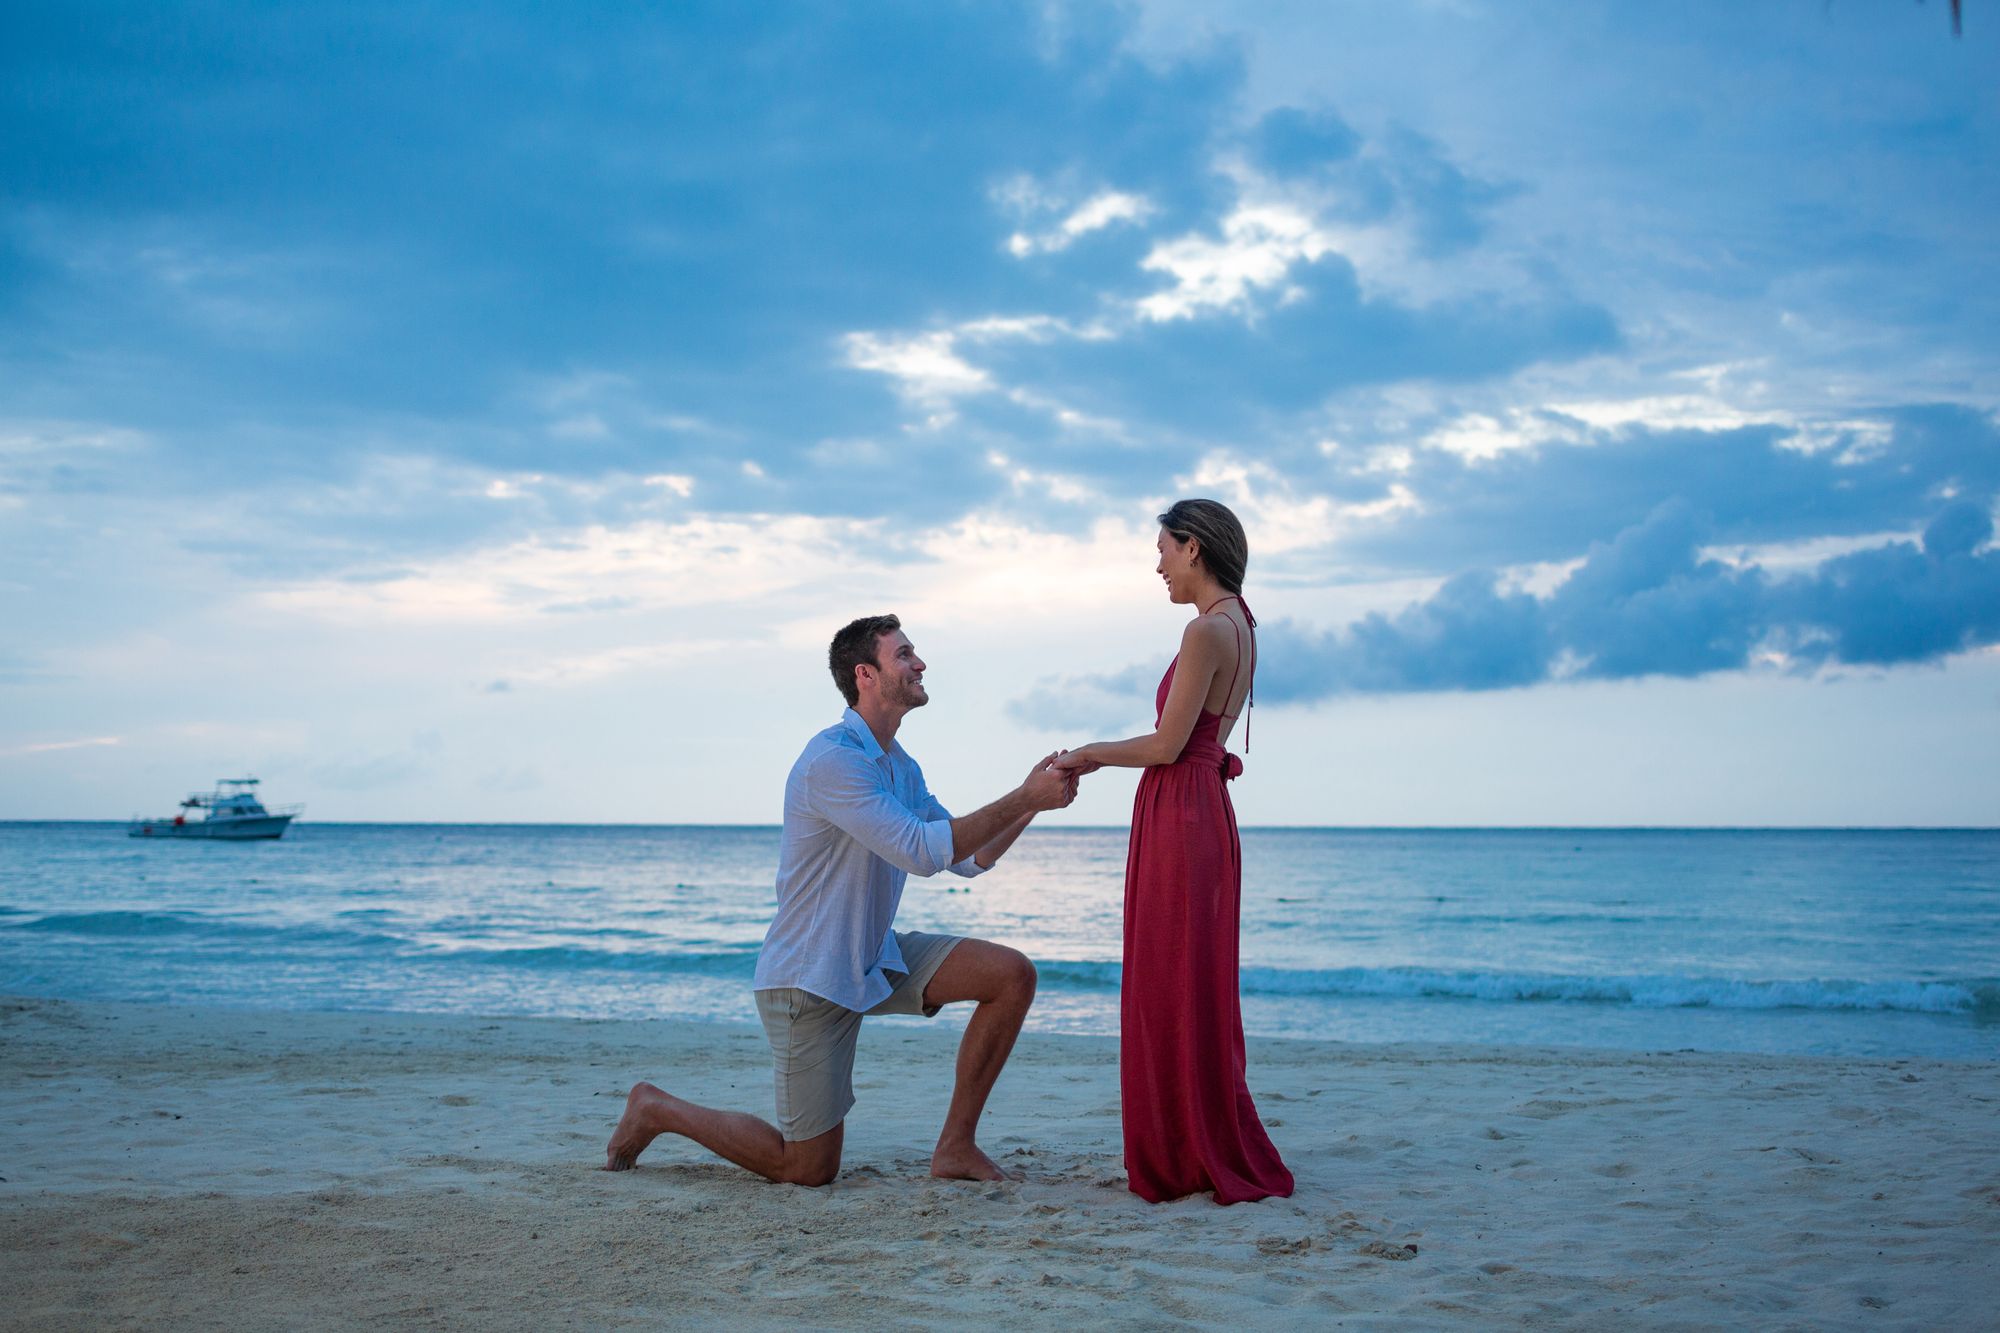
[1023,746,1102,811]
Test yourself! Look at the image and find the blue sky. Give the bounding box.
[2,1,1995,824]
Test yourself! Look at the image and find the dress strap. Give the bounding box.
[1205,595,1255,753]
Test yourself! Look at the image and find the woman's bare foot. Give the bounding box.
[930,1137,1008,1182]
[604,1081,678,1170]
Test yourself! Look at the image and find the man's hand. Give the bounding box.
[1020,751,1074,812]
[951,752,1081,862]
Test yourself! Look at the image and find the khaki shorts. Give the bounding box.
[754,930,964,1142]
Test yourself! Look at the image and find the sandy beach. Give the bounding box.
[2,994,1996,1328]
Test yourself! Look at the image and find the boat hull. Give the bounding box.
[127,814,296,841]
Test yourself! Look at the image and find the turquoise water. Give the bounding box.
[2,823,1995,1059]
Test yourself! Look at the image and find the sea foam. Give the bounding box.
[1035,959,1997,1015]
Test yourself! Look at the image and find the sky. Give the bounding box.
[2,0,1996,826]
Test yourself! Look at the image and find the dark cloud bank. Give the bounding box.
[1011,497,2000,726]
[1326,405,2000,577]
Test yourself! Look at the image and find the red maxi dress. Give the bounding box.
[1122,600,1295,1204]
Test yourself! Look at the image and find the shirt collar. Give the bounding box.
[841,707,889,762]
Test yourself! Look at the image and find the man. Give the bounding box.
[605,613,1075,1185]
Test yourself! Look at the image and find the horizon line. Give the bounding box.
[5,819,1997,833]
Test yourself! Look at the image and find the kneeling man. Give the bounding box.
[605,614,1074,1184]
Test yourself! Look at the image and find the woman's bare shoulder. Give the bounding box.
[1179,613,1236,656]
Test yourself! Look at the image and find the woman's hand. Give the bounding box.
[1019,751,1075,811]
[1052,746,1102,776]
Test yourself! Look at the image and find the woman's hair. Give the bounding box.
[828,613,901,707]
[1158,498,1249,594]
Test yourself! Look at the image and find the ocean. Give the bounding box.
[2,822,1995,1061]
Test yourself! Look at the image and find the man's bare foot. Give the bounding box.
[604,1081,677,1171]
[930,1138,1008,1182]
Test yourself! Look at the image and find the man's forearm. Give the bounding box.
[950,788,1037,863]
[973,811,1035,870]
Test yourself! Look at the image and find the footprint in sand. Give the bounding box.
[1356,1240,1419,1261]
[1323,1211,1369,1236]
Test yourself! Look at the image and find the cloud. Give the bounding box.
[1244,107,1361,177]
[840,331,994,410]
[484,640,734,691]
[1334,404,2000,575]
[0,1,1620,564]
[1009,498,2000,721]
[1367,496,2000,692]
[1003,661,1164,732]
[6,7,1994,710]
[825,80,1617,466]
[1375,126,1519,259]
[256,513,889,625]
[1274,569,1557,696]
[1005,188,1156,257]
[1136,202,1339,322]
[982,263,1617,441]
[0,735,121,757]
[1783,502,2000,668]
[1,1,1991,827]
[0,1,1234,494]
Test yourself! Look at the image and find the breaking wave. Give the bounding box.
[1034,960,1998,1016]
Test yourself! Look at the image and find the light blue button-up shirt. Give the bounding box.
[751,708,985,1011]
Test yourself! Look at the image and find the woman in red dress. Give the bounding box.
[1055,499,1294,1205]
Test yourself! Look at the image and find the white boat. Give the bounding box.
[128,778,303,841]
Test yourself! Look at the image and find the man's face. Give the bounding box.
[869,630,928,710]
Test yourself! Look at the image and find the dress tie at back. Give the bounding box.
[1171,731,1244,781]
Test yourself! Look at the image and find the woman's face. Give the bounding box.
[1155,527,1197,604]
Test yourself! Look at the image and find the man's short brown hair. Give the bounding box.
[828,614,901,707]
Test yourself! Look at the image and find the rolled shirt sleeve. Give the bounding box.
[919,788,987,878]
[808,749,956,877]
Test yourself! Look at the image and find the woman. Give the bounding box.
[1055,499,1294,1205]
